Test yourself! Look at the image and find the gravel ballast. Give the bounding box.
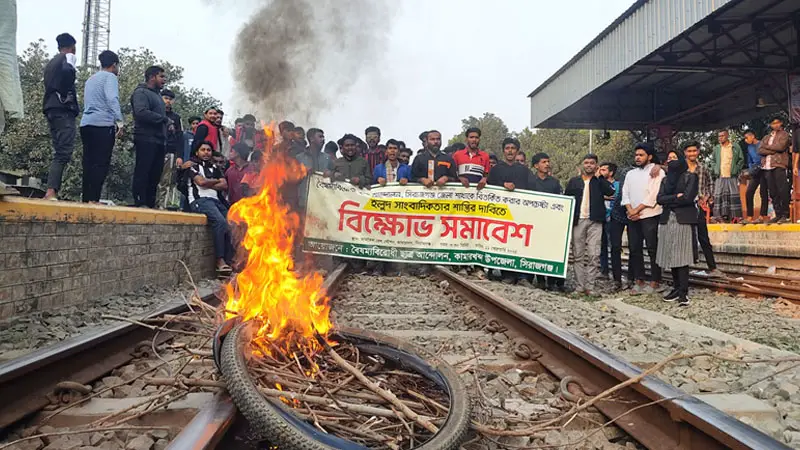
[334,274,644,449]
[620,288,800,353]
[488,280,800,446]
[0,280,218,362]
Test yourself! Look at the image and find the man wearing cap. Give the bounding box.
[79,50,122,203]
[758,116,792,224]
[156,88,183,208]
[42,33,79,201]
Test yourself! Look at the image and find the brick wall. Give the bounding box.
[0,198,215,320]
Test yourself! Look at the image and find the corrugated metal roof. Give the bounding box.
[529,0,738,128]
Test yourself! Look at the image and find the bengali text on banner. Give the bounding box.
[302,174,575,277]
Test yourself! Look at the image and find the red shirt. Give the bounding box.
[452,148,491,183]
[225,163,254,205]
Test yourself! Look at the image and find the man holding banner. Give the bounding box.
[487,137,533,285]
[410,130,457,187]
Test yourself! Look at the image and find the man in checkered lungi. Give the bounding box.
[710,130,744,222]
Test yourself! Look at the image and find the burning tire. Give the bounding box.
[219,321,471,449]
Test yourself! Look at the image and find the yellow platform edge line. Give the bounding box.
[707,223,800,232]
[0,197,207,225]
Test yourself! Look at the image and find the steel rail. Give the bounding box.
[0,289,221,430]
[167,263,351,449]
[621,257,800,302]
[435,266,789,450]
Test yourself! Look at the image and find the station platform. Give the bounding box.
[705,223,800,277]
[0,198,215,320]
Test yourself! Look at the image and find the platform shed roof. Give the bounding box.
[529,0,800,131]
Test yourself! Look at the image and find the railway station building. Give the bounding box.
[528,0,800,158]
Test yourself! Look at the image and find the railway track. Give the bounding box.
[0,265,792,449]
[620,255,800,302]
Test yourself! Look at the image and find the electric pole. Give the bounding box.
[81,0,111,70]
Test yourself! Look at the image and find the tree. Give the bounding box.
[448,113,510,155]
[0,42,220,204]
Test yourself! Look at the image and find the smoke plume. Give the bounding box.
[232,0,394,126]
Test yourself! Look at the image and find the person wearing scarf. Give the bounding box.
[655,149,699,307]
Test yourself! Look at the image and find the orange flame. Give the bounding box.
[224,122,331,354]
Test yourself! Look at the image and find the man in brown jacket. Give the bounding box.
[758,116,792,223]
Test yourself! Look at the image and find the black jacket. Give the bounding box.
[130,83,168,143]
[43,53,78,115]
[657,172,699,225]
[487,161,530,190]
[529,173,561,194]
[564,175,615,224]
[165,110,184,155]
[410,150,457,182]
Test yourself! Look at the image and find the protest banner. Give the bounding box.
[302,174,575,277]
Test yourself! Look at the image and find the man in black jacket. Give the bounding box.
[529,152,566,291]
[131,66,169,207]
[42,33,79,200]
[487,138,533,285]
[157,89,183,208]
[410,130,457,186]
[564,154,615,296]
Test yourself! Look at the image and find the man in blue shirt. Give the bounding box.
[598,162,619,277]
[79,50,123,203]
[742,130,769,223]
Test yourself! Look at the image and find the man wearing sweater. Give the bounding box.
[79,50,123,203]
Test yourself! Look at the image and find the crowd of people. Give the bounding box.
[39,34,796,301]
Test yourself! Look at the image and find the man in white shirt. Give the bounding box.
[621,143,665,294]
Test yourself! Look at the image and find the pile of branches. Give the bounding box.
[246,337,450,450]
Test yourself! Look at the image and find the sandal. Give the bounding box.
[217,264,233,274]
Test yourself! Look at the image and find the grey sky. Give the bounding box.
[18,0,633,144]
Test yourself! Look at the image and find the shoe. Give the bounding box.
[653,284,668,293]
[777,217,791,224]
[370,270,384,277]
[662,289,679,301]
[707,269,726,279]
[501,277,515,285]
[517,278,533,288]
[613,281,623,292]
[678,296,690,307]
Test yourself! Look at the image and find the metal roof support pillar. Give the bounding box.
[794,13,800,69]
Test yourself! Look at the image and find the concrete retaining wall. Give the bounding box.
[0,198,215,320]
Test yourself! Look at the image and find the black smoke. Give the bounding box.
[232,0,394,125]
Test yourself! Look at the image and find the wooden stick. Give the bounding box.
[144,377,436,422]
[318,333,439,434]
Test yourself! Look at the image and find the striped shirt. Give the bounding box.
[80,70,123,127]
[362,147,386,174]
